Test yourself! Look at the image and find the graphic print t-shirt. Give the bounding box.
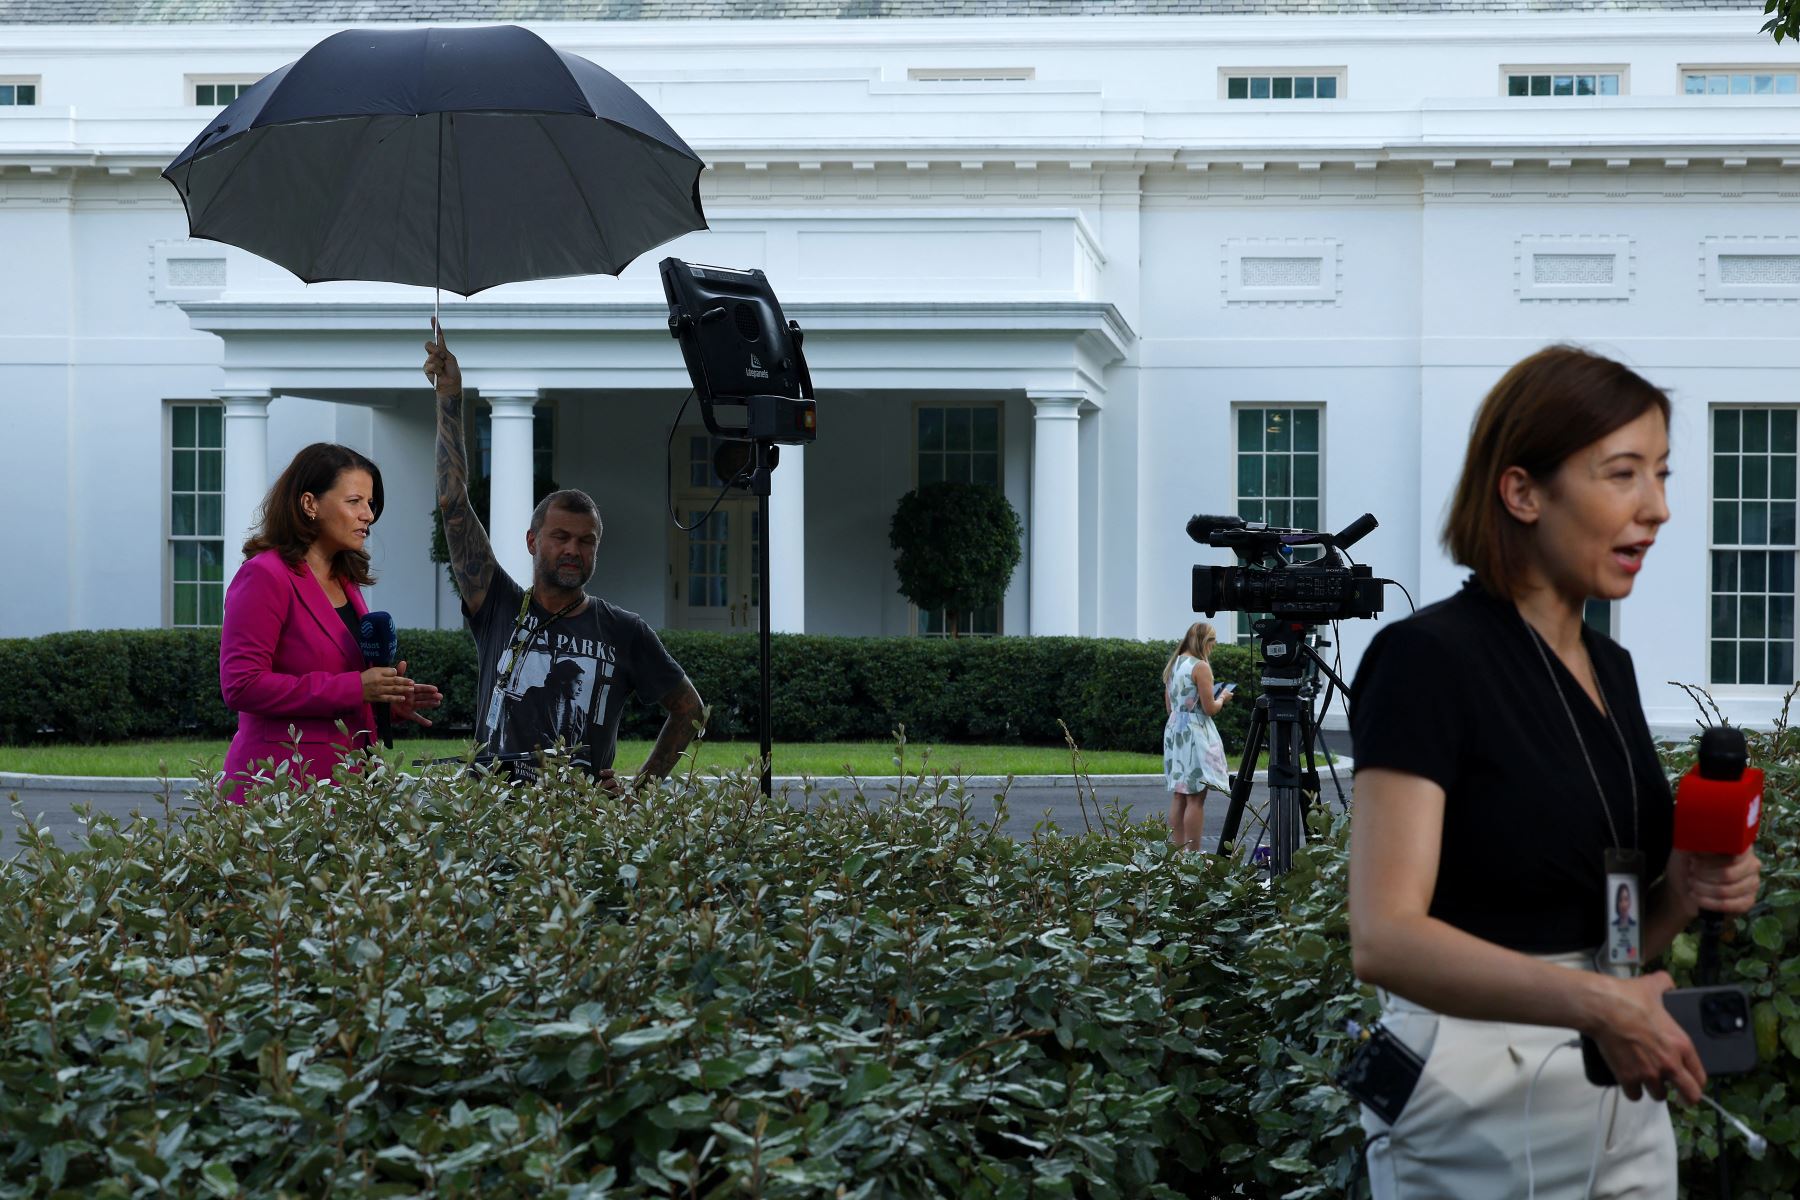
[465,573,688,774]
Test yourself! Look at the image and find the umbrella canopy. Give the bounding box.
[162,25,707,296]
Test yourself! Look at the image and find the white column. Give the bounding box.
[1029,392,1084,636]
[768,443,806,632]
[219,391,272,589]
[486,392,538,586]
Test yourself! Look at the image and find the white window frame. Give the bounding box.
[1708,405,1799,692]
[0,76,41,106]
[1220,68,1345,100]
[911,400,1006,637]
[1231,403,1325,642]
[166,401,227,629]
[1680,65,1800,97]
[187,75,261,107]
[1501,65,1628,98]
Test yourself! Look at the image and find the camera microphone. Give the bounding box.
[1187,513,1246,544]
[357,610,398,749]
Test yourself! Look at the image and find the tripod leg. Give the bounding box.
[1218,701,1266,856]
[1265,702,1306,875]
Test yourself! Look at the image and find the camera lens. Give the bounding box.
[1701,992,1749,1037]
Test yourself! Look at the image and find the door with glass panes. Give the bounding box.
[669,432,763,631]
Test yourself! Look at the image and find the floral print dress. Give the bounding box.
[1164,654,1230,794]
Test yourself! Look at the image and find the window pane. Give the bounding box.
[1295,500,1319,530]
[1779,75,1798,95]
[1316,76,1337,99]
[972,406,999,452]
[1775,410,1796,452]
[1740,642,1766,685]
[1774,503,1797,546]
[1773,553,1795,593]
[918,408,944,452]
[199,450,222,491]
[1293,408,1319,452]
[1238,500,1264,523]
[1267,455,1291,497]
[173,449,196,492]
[198,405,222,447]
[1553,75,1574,96]
[1715,457,1739,500]
[1576,75,1596,96]
[174,405,196,448]
[1773,597,1795,643]
[1745,409,1770,452]
[1684,74,1705,95]
[195,84,215,105]
[1295,76,1315,99]
[1227,77,1248,99]
[1239,454,1263,499]
[1744,502,1770,545]
[1295,454,1319,496]
[1273,76,1293,99]
[1585,598,1613,637]
[1732,74,1752,95]
[199,584,223,627]
[1713,593,1738,638]
[1773,642,1795,685]
[172,496,196,537]
[1266,409,1291,452]
[1531,75,1551,96]
[1712,640,1736,684]
[172,540,198,581]
[1745,455,1770,499]
[1238,409,1262,452]
[973,456,999,486]
[945,408,972,452]
[1707,74,1728,95]
[1716,408,1741,452]
[1601,74,1619,95]
[919,457,944,485]
[946,456,971,484]
[1713,550,1739,593]
[1509,75,1530,97]
[174,584,198,627]
[1267,500,1291,527]
[1715,501,1739,544]
[1755,74,1774,95]
[197,494,221,538]
[1250,77,1270,99]
[1745,552,1768,592]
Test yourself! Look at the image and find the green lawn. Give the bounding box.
[0,738,1178,779]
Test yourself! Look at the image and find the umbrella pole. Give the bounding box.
[434,112,443,337]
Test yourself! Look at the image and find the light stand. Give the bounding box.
[662,258,817,799]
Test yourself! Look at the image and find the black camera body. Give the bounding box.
[1188,513,1384,623]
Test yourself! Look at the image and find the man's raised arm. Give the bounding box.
[426,323,498,614]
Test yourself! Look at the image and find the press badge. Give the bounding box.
[1604,848,1645,971]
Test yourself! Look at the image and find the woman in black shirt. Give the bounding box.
[1348,347,1762,1197]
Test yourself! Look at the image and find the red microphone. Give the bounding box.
[1673,725,1762,985]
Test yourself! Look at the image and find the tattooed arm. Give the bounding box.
[425,321,498,615]
[635,678,705,787]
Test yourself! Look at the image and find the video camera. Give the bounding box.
[1189,512,1384,623]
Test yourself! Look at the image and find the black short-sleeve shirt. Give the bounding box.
[1349,579,1673,954]
[464,572,689,775]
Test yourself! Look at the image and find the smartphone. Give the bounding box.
[1213,682,1236,699]
[1580,984,1758,1086]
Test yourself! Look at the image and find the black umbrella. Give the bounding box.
[162,25,707,301]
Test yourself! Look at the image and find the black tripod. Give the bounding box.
[746,440,777,798]
[1216,619,1352,875]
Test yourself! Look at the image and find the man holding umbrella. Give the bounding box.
[426,326,704,792]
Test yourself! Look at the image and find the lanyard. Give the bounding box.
[1522,615,1639,851]
[500,588,584,692]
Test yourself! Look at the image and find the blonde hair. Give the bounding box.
[1163,621,1217,686]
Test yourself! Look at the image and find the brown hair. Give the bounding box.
[1443,345,1669,598]
[530,488,603,537]
[242,442,384,586]
[1163,621,1218,687]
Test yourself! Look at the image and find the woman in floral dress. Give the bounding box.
[1163,621,1233,850]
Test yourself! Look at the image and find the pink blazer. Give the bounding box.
[219,549,376,802]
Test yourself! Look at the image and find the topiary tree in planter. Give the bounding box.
[888,481,1023,638]
[429,472,558,597]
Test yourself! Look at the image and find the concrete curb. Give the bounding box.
[3,761,1352,796]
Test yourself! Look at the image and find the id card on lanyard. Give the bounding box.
[1605,847,1645,970]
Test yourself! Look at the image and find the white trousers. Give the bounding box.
[1361,952,1678,1200]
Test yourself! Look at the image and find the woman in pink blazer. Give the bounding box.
[220,443,440,802]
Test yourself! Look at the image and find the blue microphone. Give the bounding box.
[357,610,397,748]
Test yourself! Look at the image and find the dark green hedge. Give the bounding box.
[0,628,1260,755]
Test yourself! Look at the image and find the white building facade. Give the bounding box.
[2,1,1799,730]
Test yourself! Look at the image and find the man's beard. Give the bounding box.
[539,557,593,590]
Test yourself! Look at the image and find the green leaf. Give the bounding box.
[1751,915,1784,952]
[199,1160,238,1198]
